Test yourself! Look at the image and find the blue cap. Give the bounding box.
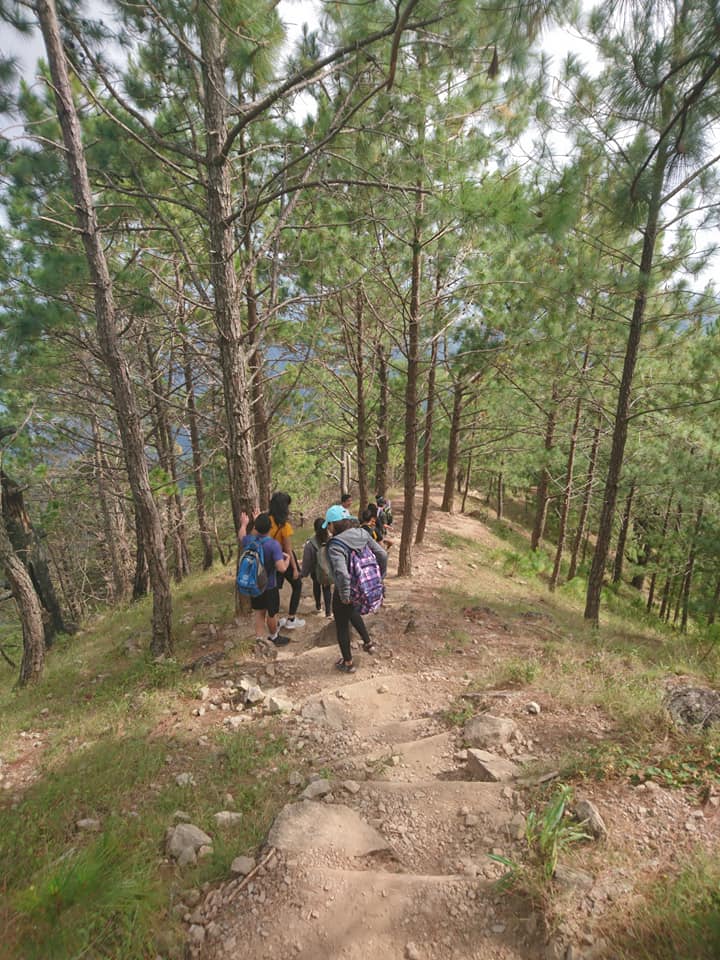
[322,505,351,528]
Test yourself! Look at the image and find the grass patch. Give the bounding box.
[603,853,720,959]
[487,656,541,687]
[443,697,475,726]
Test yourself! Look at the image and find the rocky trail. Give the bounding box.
[168,494,719,960]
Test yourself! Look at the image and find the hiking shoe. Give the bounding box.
[335,660,356,674]
[269,634,290,647]
[280,617,305,629]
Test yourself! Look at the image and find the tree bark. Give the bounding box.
[0,514,45,685]
[354,289,369,511]
[647,492,674,612]
[374,344,389,497]
[415,338,438,545]
[181,335,213,569]
[568,416,602,581]
[441,382,464,513]
[585,147,667,625]
[397,195,424,577]
[91,416,132,602]
[680,503,703,633]
[497,468,504,520]
[1,471,67,644]
[199,1,259,531]
[612,480,636,585]
[549,350,588,591]
[531,383,559,551]
[37,0,173,656]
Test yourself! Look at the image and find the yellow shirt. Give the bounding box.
[269,518,293,543]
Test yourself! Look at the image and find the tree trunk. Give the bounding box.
[91,416,132,602]
[647,492,674,612]
[1,471,68,644]
[549,353,588,591]
[374,344,389,497]
[199,1,259,531]
[680,503,703,633]
[415,338,438,545]
[0,514,45,685]
[132,511,150,600]
[441,382,464,513]
[568,415,601,581]
[612,480,636,585]
[355,289,369,511]
[585,148,667,625]
[181,335,213,569]
[531,383,559,551]
[397,198,424,577]
[497,468,504,520]
[707,574,720,626]
[37,0,173,656]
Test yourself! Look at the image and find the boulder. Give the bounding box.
[166,822,212,866]
[573,799,607,839]
[301,778,331,800]
[463,714,517,749]
[267,695,293,714]
[230,855,256,876]
[664,685,720,730]
[268,802,389,856]
[466,748,519,782]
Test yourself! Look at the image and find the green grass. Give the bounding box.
[0,565,290,960]
[603,853,720,959]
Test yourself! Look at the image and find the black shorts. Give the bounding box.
[250,587,280,615]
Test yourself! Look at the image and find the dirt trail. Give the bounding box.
[196,493,546,960]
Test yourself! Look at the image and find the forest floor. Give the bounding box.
[1,488,719,959]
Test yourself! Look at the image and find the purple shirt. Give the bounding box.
[242,534,283,590]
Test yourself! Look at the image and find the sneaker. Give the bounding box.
[269,634,290,647]
[282,617,305,629]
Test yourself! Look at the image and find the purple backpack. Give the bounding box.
[346,543,384,614]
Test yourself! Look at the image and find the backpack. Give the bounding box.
[383,503,393,526]
[337,540,384,615]
[236,536,269,597]
[314,540,332,587]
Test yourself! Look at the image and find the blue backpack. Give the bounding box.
[236,536,269,597]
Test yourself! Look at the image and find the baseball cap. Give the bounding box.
[322,504,351,528]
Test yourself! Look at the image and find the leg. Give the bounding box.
[287,573,302,617]
[253,608,266,639]
[332,590,353,663]
[348,607,371,647]
[322,583,332,616]
[312,577,321,610]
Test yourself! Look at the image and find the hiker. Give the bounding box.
[301,517,333,618]
[374,496,395,550]
[340,491,352,512]
[324,504,387,673]
[268,491,305,629]
[359,507,382,542]
[237,511,291,647]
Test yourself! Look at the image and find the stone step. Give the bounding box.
[208,865,542,960]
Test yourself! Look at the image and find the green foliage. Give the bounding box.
[491,656,540,686]
[605,854,720,960]
[490,784,589,893]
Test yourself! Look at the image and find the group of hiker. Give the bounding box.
[237,492,393,673]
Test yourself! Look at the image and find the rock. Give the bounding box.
[301,701,327,722]
[199,686,210,701]
[268,802,390,856]
[166,823,212,865]
[182,889,201,907]
[245,685,265,704]
[554,863,594,891]
[454,749,468,762]
[664,685,720,730]
[175,772,195,787]
[224,714,250,729]
[573,799,607,839]
[377,685,389,694]
[508,813,526,840]
[188,924,206,945]
[173,810,192,822]
[464,814,479,828]
[288,771,304,787]
[405,943,422,960]
[76,818,101,832]
[342,780,361,795]
[463,714,517,749]
[301,778,331,800]
[466,748,519,782]
[197,844,213,860]
[267,695,293,714]
[526,701,541,715]
[214,811,243,826]
[230,855,256,876]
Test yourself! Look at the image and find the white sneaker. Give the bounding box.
[281,617,305,629]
